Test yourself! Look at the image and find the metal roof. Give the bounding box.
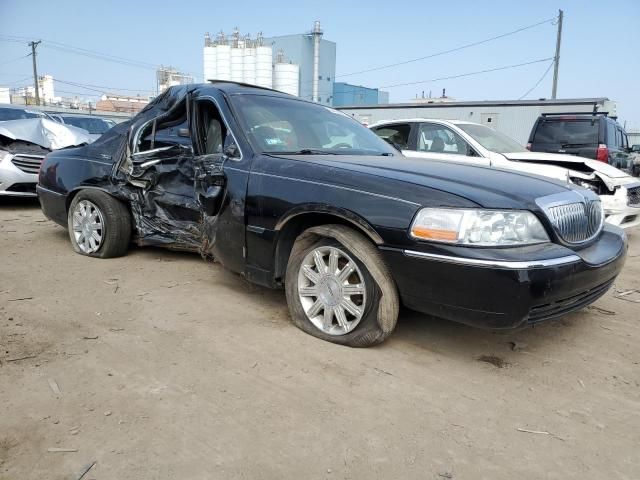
[337,97,610,110]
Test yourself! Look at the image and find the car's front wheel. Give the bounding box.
[67,189,131,258]
[285,225,399,347]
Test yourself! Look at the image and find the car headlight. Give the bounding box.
[410,208,549,246]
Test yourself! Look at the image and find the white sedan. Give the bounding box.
[370,118,640,230]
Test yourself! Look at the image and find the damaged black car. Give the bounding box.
[37,83,627,347]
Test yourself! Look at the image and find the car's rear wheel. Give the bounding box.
[67,189,131,258]
[285,225,399,347]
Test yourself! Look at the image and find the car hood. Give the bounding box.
[499,151,635,190]
[0,118,92,150]
[279,154,574,211]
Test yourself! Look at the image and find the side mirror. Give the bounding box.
[178,128,190,138]
[223,142,240,158]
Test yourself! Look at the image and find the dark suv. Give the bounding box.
[527,112,636,175]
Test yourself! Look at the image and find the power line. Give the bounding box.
[337,17,556,78]
[371,57,554,89]
[518,60,554,100]
[0,53,31,66]
[54,78,155,95]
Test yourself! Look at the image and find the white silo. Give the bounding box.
[274,63,300,96]
[203,46,217,82]
[255,45,273,88]
[216,44,231,81]
[230,46,244,82]
[243,46,256,85]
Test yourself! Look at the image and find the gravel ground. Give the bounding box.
[1,197,639,480]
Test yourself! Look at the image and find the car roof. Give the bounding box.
[0,103,44,111]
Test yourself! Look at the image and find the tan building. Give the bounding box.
[96,94,149,113]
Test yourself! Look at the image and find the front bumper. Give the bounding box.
[0,153,38,196]
[602,184,640,230]
[381,225,627,330]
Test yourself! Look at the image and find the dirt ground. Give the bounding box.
[1,197,639,480]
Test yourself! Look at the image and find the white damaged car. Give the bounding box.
[0,111,91,197]
[371,119,640,230]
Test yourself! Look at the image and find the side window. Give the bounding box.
[138,101,190,152]
[194,100,228,155]
[371,124,411,149]
[618,129,627,149]
[621,131,629,149]
[418,123,470,155]
[607,121,618,148]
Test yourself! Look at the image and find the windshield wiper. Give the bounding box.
[561,143,592,148]
[274,149,338,155]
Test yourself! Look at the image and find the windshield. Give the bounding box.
[0,107,47,121]
[457,123,526,153]
[532,119,599,145]
[232,94,396,156]
[61,116,113,134]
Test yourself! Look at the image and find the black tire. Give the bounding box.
[285,224,399,347]
[67,189,131,258]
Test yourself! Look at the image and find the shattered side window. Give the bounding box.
[140,118,191,151]
[138,100,191,152]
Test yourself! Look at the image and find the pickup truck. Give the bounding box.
[37,83,627,347]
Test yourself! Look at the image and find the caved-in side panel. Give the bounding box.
[127,149,203,251]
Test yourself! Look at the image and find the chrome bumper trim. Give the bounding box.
[403,250,581,269]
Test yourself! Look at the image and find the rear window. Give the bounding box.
[533,119,599,145]
[61,116,113,135]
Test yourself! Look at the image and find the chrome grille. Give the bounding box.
[11,154,44,174]
[628,186,640,207]
[547,200,603,244]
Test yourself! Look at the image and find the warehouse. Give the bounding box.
[338,97,616,145]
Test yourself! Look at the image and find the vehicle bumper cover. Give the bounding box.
[601,186,640,230]
[37,185,68,226]
[381,226,627,330]
[0,153,38,197]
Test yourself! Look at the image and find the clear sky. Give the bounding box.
[1,0,638,127]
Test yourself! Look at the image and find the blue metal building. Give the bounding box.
[263,33,336,105]
[332,82,389,107]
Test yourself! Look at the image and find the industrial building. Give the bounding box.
[10,75,56,105]
[264,22,335,104]
[338,97,617,145]
[332,82,389,107]
[203,22,335,104]
[157,66,194,93]
[204,30,276,90]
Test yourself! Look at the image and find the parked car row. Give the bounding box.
[34,82,628,347]
[0,104,118,196]
[370,118,640,230]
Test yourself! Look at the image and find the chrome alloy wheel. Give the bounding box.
[71,200,105,254]
[297,246,367,336]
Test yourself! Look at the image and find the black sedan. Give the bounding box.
[37,83,627,347]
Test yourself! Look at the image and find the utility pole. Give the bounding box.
[551,9,563,99]
[28,40,41,105]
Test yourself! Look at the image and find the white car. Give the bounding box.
[0,114,91,196]
[370,118,640,230]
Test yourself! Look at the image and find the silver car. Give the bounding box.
[1,105,90,196]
